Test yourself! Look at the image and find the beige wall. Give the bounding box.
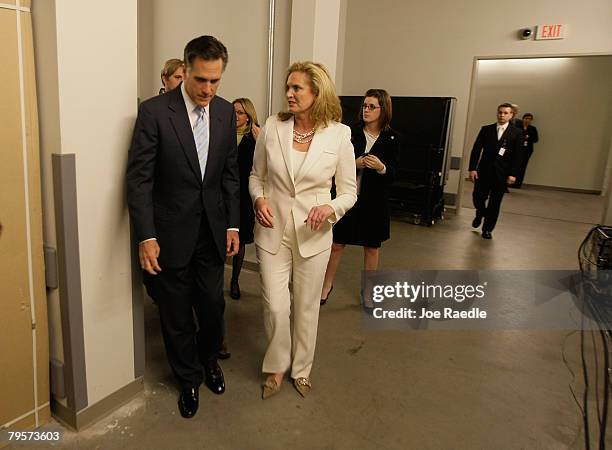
[468,56,612,192]
[270,0,292,115]
[341,0,612,200]
[33,0,138,407]
[137,0,272,122]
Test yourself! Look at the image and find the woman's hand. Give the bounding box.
[363,154,384,171]
[251,123,261,140]
[355,156,365,169]
[255,197,274,228]
[305,204,335,231]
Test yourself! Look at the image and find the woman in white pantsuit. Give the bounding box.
[249,61,357,398]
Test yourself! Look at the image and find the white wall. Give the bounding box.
[33,0,137,406]
[341,0,612,201]
[468,56,612,192]
[137,0,272,122]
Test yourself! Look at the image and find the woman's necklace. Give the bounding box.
[293,127,315,144]
[364,128,380,140]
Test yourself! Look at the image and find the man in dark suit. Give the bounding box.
[127,36,240,418]
[514,113,539,188]
[468,103,522,239]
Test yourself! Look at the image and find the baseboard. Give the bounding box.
[463,179,601,195]
[51,377,143,431]
[521,183,601,195]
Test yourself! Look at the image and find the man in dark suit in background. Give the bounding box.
[468,103,522,239]
[127,35,240,418]
[514,113,539,188]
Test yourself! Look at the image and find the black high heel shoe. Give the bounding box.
[320,285,333,305]
[230,280,240,300]
[360,289,374,315]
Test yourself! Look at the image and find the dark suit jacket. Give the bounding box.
[349,125,399,243]
[237,131,256,242]
[520,124,539,153]
[468,123,522,183]
[351,125,398,202]
[126,86,239,267]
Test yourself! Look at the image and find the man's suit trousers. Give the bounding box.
[472,175,507,232]
[144,214,225,389]
[256,213,331,379]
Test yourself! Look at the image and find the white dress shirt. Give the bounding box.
[497,122,509,140]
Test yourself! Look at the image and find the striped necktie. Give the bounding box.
[193,106,209,180]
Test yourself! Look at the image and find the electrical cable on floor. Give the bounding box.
[597,329,609,450]
[590,329,603,426]
[563,330,585,417]
[576,225,612,449]
[581,324,591,450]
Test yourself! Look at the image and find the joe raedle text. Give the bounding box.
[369,281,489,321]
[372,307,487,319]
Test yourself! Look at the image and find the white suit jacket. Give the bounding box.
[249,115,357,258]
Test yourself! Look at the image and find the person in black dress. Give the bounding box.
[320,89,398,308]
[230,98,260,299]
[514,113,539,188]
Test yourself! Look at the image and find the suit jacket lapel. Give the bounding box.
[295,128,324,185]
[276,118,294,185]
[168,88,202,182]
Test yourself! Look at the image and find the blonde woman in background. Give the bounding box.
[229,98,260,300]
[159,58,184,94]
[250,61,357,399]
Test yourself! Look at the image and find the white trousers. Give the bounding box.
[256,213,331,379]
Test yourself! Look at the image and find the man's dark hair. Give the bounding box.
[522,113,534,119]
[184,35,228,70]
[497,102,513,110]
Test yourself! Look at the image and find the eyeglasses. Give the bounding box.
[362,104,381,111]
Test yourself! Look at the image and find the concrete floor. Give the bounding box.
[31,188,611,450]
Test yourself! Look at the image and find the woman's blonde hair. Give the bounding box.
[160,58,184,80]
[278,61,342,129]
[232,98,259,133]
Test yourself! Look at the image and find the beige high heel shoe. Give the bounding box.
[293,377,311,397]
[262,377,281,399]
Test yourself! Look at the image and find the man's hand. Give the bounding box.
[226,230,240,257]
[507,176,516,185]
[305,204,335,231]
[469,170,478,182]
[255,197,274,228]
[139,240,161,275]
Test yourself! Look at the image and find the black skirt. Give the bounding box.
[332,195,390,248]
[239,191,255,245]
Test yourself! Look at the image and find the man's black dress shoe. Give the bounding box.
[472,215,483,228]
[178,387,199,418]
[482,231,492,239]
[204,361,225,394]
[229,280,240,300]
[218,342,231,360]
